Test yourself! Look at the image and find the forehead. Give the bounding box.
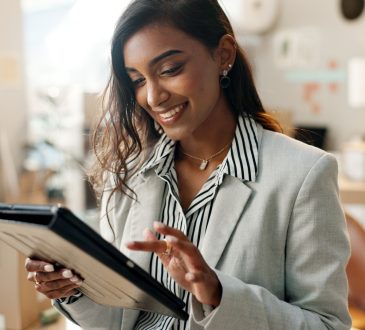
[123,24,206,68]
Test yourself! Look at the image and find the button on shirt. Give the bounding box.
[134,115,259,330]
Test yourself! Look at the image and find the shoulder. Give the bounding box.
[259,127,335,168]
[256,127,338,186]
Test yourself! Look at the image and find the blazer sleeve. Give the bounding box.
[190,153,352,330]
[53,295,123,329]
[52,174,125,329]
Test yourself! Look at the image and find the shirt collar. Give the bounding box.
[139,133,176,175]
[220,115,259,183]
[139,115,259,182]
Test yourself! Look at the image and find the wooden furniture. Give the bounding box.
[350,305,365,330]
[339,175,365,204]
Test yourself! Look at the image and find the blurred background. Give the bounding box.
[1,0,365,329]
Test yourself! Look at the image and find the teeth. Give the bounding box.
[160,104,184,119]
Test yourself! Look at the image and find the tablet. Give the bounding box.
[0,203,188,320]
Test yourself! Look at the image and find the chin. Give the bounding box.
[161,126,191,142]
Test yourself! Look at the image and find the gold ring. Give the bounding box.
[34,272,41,286]
[162,239,172,256]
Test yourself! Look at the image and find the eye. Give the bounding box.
[161,64,183,76]
[132,77,145,88]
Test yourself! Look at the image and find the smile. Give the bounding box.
[159,103,185,119]
[156,102,188,125]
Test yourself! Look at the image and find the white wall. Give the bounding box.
[246,0,365,150]
[0,0,26,197]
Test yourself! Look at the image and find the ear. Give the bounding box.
[215,34,237,73]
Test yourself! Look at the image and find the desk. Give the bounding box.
[339,175,365,204]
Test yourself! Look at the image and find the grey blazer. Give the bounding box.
[55,126,352,330]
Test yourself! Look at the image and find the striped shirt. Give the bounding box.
[134,115,258,330]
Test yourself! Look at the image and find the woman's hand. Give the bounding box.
[25,258,83,300]
[126,222,222,307]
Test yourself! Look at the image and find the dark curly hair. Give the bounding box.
[90,0,281,202]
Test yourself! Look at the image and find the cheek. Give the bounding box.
[196,67,220,95]
[179,70,219,98]
[135,89,147,108]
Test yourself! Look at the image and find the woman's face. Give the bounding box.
[123,23,229,142]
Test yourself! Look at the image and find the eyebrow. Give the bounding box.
[126,49,184,72]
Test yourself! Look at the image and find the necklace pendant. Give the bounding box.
[199,160,208,170]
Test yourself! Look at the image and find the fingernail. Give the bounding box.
[62,270,73,278]
[44,264,55,272]
[166,236,178,243]
[143,228,151,237]
[153,221,164,229]
[70,276,83,285]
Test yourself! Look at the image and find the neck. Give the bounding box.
[178,106,236,160]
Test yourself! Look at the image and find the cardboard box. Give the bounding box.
[0,243,51,329]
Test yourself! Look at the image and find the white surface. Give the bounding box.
[342,147,365,181]
[220,0,279,34]
[348,58,365,107]
[0,314,5,329]
[273,27,321,69]
[346,205,365,230]
[66,318,81,330]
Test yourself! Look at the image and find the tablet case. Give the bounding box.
[0,203,188,320]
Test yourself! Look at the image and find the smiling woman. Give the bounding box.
[24,1,351,329]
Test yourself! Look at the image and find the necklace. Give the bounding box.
[180,142,231,170]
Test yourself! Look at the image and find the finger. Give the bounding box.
[126,240,166,254]
[40,283,82,300]
[25,258,55,272]
[165,236,206,269]
[35,277,83,292]
[153,222,188,241]
[143,228,158,242]
[32,269,79,283]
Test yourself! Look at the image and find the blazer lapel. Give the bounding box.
[121,172,165,330]
[123,172,165,270]
[201,176,252,268]
[201,123,263,268]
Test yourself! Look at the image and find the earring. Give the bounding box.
[220,64,232,89]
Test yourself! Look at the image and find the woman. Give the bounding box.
[25,0,351,329]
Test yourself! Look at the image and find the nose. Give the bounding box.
[146,80,169,108]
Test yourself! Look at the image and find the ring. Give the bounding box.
[161,239,172,257]
[34,272,41,286]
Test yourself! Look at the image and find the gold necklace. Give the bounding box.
[180,142,231,170]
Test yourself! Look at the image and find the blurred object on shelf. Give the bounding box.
[342,137,365,182]
[24,141,65,172]
[348,58,365,107]
[339,175,365,204]
[0,130,19,200]
[220,0,280,35]
[294,126,328,150]
[341,0,365,21]
[40,307,60,326]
